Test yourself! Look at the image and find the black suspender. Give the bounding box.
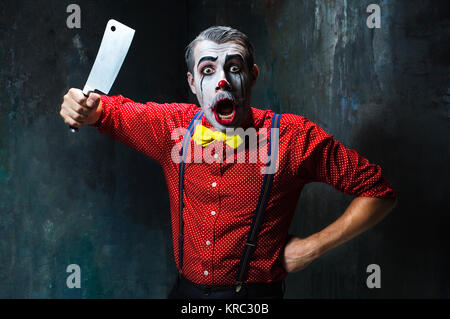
[177,111,282,290]
[234,112,281,292]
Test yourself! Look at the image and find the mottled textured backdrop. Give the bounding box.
[0,0,448,298]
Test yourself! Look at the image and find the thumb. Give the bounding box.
[86,92,101,108]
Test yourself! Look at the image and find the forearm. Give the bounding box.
[308,196,397,258]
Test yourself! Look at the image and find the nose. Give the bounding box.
[216,79,231,91]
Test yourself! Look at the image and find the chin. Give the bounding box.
[209,116,229,131]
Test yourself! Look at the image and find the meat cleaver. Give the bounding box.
[70,19,135,133]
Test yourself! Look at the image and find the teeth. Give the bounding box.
[218,113,233,119]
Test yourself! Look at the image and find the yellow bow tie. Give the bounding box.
[192,124,243,149]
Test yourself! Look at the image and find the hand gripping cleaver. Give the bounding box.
[70,19,135,133]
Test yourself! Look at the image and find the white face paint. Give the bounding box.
[187,40,257,132]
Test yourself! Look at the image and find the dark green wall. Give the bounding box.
[0,0,448,298]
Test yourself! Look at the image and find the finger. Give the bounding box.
[74,104,91,116]
[67,88,87,105]
[64,105,88,122]
[61,109,83,128]
[85,92,101,109]
[63,98,91,116]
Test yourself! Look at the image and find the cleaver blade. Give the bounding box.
[70,19,135,132]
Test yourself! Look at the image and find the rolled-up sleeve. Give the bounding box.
[314,134,396,198]
[291,116,396,198]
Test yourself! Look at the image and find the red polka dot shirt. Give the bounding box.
[93,94,396,286]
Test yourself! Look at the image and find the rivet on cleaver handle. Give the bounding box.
[69,19,135,133]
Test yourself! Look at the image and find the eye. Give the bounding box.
[229,65,241,73]
[201,66,214,75]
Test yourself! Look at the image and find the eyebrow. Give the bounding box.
[197,56,218,70]
[225,54,244,64]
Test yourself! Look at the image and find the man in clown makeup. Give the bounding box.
[60,26,397,299]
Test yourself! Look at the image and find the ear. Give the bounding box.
[250,64,259,88]
[187,72,197,95]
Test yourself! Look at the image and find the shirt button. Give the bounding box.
[204,270,209,276]
[214,153,219,159]
[206,240,211,246]
[211,211,216,216]
[211,182,217,187]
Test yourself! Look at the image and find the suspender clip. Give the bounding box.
[235,282,243,293]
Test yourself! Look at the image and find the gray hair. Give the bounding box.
[185,26,255,76]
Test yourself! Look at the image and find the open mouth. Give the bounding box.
[213,98,236,125]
